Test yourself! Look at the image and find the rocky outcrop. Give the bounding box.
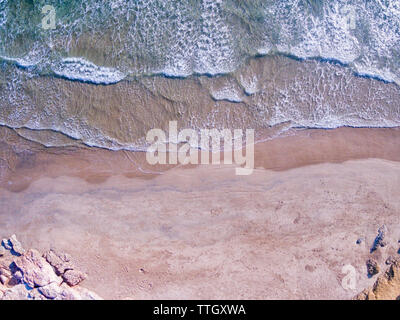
[355,258,400,300]
[1,239,12,250]
[370,225,388,253]
[43,249,73,276]
[14,249,62,288]
[9,234,25,256]
[1,284,30,300]
[43,248,87,286]
[355,225,400,300]
[0,235,101,300]
[366,258,380,277]
[63,269,87,287]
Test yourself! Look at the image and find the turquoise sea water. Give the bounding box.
[1,0,400,82]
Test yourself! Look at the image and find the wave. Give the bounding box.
[1,54,400,152]
[1,1,399,85]
[1,0,400,151]
[2,50,399,89]
[52,58,127,85]
[0,54,41,68]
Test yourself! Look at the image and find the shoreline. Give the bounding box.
[1,126,399,192]
[3,54,400,153]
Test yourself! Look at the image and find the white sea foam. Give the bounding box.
[261,0,400,85]
[155,1,400,83]
[210,90,243,103]
[238,74,259,96]
[0,0,7,28]
[0,50,42,68]
[2,0,398,85]
[157,0,238,77]
[210,83,243,103]
[53,57,126,84]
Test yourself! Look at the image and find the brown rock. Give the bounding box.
[7,263,23,285]
[9,234,25,256]
[356,259,400,300]
[58,283,85,300]
[38,282,83,300]
[353,288,370,300]
[1,284,30,300]
[386,256,397,265]
[13,249,62,288]
[0,246,5,256]
[0,267,11,278]
[12,270,23,282]
[28,289,46,300]
[0,244,101,300]
[37,282,62,299]
[1,239,12,250]
[75,286,103,300]
[63,269,87,287]
[367,258,380,277]
[43,249,74,275]
[371,225,388,253]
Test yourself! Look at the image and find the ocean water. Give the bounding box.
[0,0,399,150]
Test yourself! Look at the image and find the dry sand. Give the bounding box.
[0,126,399,299]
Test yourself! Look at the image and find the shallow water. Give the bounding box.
[1,55,399,150]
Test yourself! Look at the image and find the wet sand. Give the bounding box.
[0,126,400,299]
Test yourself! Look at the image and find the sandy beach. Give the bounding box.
[1,126,399,299]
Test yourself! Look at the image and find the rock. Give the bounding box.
[0,267,11,278]
[0,246,5,256]
[355,259,400,300]
[38,282,61,299]
[7,263,23,285]
[367,258,380,277]
[75,286,103,300]
[1,284,30,300]
[380,240,388,247]
[43,249,74,275]
[59,283,85,300]
[13,249,61,288]
[63,269,87,287]
[386,256,397,265]
[28,288,46,300]
[38,282,84,300]
[371,225,388,253]
[0,238,101,300]
[13,270,23,281]
[356,238,364,245]
[1,239,12,250]
[9,234,25,256]
[354,288,370,300]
